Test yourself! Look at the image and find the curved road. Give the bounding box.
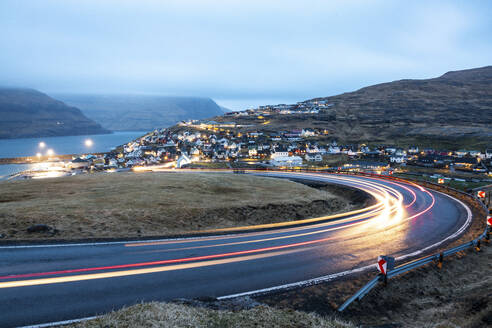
[0,172,472,327]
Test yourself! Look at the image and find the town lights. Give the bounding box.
[36,153,42,158]
[85,139,93,147]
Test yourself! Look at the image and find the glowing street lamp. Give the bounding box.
[36,152,42,158]
[46,149,54,157]
[39,142,46,149]
[85,139,93,147]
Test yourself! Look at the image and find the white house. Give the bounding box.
[176,154,192,168]
[306,146,320,154]
[327,145,340,154]
[271,149,289,158]
[107,158,118,168]
[301,129,316,137]
[271,156,303,167]
[305,154,323,162]
[390,155,406,164]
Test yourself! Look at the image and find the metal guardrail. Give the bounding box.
[338,193,490,312]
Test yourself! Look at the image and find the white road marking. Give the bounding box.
[18,316,98,328]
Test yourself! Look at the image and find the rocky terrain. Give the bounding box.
[0,88,109,139]
[55,94,225,131]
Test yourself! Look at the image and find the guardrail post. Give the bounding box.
[475,239,481,252]
[437,252,443,269]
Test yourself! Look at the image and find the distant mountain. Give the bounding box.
[54,94,224,131]
[220,105,232,113]
[0,88,110,139]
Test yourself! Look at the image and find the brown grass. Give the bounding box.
[0,172,352,240]
[68,302,356,328]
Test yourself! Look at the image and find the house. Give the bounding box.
[305,154,323,162]
[453,157,478,170]
[271,155,303,167]
[486,149,492,159]
[327,145,341,154]
[107,158,118,168]
[69,157,90,169]
[416,154,450,168]
[248,146,258,157]
[176,154,192,168]
[301,129,316,137]
[394,148,405,156]
[455,150,469,157]
[390,155,406,164]
[271,147,289,158]
[343,161,390,172]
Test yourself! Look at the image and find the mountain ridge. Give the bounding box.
[0,88,110,139]
[54,94,225,131]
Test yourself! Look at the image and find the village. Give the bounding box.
[68,113,492,188]
[9,99,492,189]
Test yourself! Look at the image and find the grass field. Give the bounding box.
[0,172,353,240]
[70,302,355,328]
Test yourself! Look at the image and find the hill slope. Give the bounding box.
[208,66,492,149]
[54,94,224,131]
[307,66,492,145]
[0,88,110,139]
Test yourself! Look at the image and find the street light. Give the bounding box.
[85,139,93,147]
[39,142,46,149]
[46,149,54,157]
[36,152,42,158]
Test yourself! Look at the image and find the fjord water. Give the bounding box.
[0,131,145,178]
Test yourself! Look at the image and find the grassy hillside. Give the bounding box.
[0,172,357,240]
[0,88,110,139]
[55,94,224,131]
[309,66,492,147]
[209,66,492,149]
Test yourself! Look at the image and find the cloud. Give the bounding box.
[0,0,490,109]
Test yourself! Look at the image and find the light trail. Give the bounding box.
[0,170,473,328]
[125,172,408,247]
[0,171,440,297]
[0,248,309,289]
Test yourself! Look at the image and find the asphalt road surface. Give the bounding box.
[0,172,472,327]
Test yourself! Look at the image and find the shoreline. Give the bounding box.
[0,152,109,165]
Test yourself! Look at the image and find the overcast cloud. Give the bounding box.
[0,0,491,109]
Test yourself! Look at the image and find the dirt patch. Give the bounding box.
[0,172,367,241]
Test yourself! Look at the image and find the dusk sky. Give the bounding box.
[1,0,491,110]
